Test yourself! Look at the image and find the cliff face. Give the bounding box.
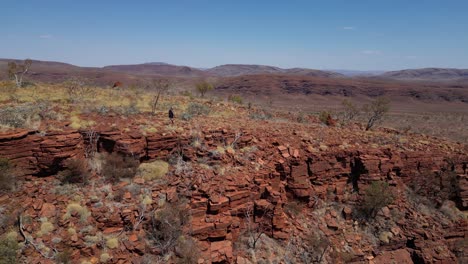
[0,127,466,263]
[0,130,84,175]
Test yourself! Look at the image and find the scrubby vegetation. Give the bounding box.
[0,77,466,263]
[147,200,189,254]
[195,81,213,97]
[101,153,139,183]
[318,111,334,126]
[363,97,390,131]
[58,158,91,185]
[181,102,211,120]
[0,231,19,264]
[137,160,169,181]
[359,181,395,218]
[228,94,243,104]
[0,158,14,192]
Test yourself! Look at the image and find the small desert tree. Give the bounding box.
[195,80,213,97]
[361,181,394,218]
[340,99,360,124]
[150,79,171,115]
[7,59,32,88]
[363,97,390,131]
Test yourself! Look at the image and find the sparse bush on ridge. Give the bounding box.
[0,158,14,193]
[318,111,334,126]
[64,78,93,103]
[0,231,19,264]
[0,104,42,129]
[360,181,394,218]
[228,94,243,104]
[340,99,360,124]
[101,153,139,183]
[58,158,91,185]
[195,81,213,97]
[363,97,390,131]
[181,103,210,120]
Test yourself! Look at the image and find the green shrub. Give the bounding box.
[360,181,394,218]
[318,111,332,125]
[58,158,91,185]
[363,97,390,131]
[0,231,19,264]
[0,158,14,192]
[195,81,213,97]
[186,103,210,116]
[101,153,139,183]
[228,95,243,104]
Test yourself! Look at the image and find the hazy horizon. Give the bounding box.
[2,1,468,71]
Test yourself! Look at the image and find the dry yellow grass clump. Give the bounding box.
[63,203,91,222]
[106,237,119,249]
[37,219,54,237]
[137,160,169,181]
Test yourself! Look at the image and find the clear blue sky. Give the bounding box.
[1,0,467,70]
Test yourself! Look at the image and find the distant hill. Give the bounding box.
[380,68,468,81]
[328,69,385,77]
[103,63,207,78]
[205,64,343,78]
[206,64,283,76]
[284,68,344,78]
[215,74,468,103]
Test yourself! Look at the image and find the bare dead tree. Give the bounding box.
[243,203,273,249]
[8,59,32,88]
[84,130,100,158]
[150,79,171,115]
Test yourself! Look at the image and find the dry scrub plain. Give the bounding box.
[0,80,467,263]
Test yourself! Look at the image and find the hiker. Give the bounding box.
[168,107,175,124]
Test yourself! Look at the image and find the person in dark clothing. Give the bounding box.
[168,107,174,124]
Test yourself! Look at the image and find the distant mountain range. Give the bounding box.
[1,58,468,103]
[2,58,467,82]
[380,68,468,81]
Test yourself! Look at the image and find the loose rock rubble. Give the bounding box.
[0,115,466,263]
